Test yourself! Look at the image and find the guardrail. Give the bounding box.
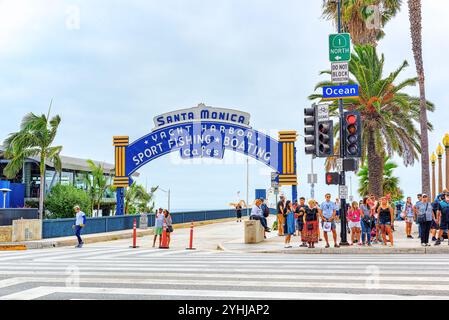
[42,208,276,239]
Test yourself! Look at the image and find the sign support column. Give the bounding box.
[113,136,129,216]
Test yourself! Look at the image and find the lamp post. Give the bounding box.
[431,152,436,200]
[158,187,171,212]
[0,188,12,209]
[437,144,444,194]
[443,133,449,190]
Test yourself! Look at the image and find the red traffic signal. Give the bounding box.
[325,172,340,185]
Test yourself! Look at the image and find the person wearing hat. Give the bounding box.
[276,195,287,236]
[435,192,449,246]
[72,205,86,248]
[415,194,434,246]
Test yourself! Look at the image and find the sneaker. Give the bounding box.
[421,243,427,247]
[435,240,441,246]
[432,237,437,241]
[300,243,308,248]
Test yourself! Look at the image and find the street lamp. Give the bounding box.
[431,152,437,200]
[437,144,444,194]
[0,188,11,209]
[158,187,171,212]
[443,133,449,190]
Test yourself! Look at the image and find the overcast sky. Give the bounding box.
[1,1,448,210]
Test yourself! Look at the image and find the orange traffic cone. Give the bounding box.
[159,223,169,249]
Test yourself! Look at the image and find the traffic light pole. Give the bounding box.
[337,0,349,246]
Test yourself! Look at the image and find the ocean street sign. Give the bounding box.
[322,84,359,100]
[329,33,351,62]
[331,62,349,83]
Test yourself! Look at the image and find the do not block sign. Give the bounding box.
[331,62,349,83]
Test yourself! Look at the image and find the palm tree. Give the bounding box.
[84,160,113,216]
[407,0,430,196]
[322,0,403,46]
[358,156,403,201]
[124,182,157,214]
[309,45,433,197]
[2,107,62,219]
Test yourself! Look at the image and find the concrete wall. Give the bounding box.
[0,208,39,226]
[12,219,42,242]
[0,226,12,242]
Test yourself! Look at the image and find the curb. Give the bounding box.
[0,244,27,251]
[217,243,449,254]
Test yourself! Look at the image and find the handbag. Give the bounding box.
[166,226,174,233]
[307,223,314,231]
[323,222,332,232]
[417,204,428,224]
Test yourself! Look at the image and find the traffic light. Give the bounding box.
[343,111,362,158]
[325,172,340,185]
[304,106,317,155]
[317,120,334,157]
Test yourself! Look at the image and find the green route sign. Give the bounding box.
[329,33,351,62]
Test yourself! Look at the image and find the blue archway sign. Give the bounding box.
[113,104,298,215]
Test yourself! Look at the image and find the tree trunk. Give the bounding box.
[408,0,431,195]
[39,172,45,220]
[367,130,383,197]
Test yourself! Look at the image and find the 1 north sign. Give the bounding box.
[322,84,359,100]
[329,33,351,62]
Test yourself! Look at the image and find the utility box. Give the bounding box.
[244,220,265,244]
[12,219,42,242]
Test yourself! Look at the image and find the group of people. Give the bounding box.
[248,189,449,249]
[153,208,174,248]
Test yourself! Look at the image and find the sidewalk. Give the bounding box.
[3,215,449,254]
[218,216,449,254]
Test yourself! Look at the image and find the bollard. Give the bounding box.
[130,218,139,248]
[186,222,196,250]
[159,222,169,249]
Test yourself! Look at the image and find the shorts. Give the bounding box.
[321,221,336,231]
[296,220,304,232]
[378,217,391,226]
[155,227,163,235]
[348,221,361,229]
[405,216,414,223]
[431,220,439,230]
[440,220,449,232]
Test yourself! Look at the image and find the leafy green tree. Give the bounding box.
[84,159,113,216]
[321,0,402,45]
[45,184,91,219]
[124,182,157,214]
[2,107,62,219]
[309,45,433,197]
[358,156,403,201]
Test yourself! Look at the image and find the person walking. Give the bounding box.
[283,201,295,248]
[320,193,340,248]
[235,202,243,222]
[164,209,173,248]
[348,201,362,246]
[302,199,320,248]
[276,195,286,236]
[73,206,86,248]
[403,197,415,239]
[435,192,449,246]
[415,194,434,246]
[153,208,165,248]
[296,197,308,247]
[360,197,373,246]
[377,197,395,247]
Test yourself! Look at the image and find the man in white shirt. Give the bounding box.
[153,208,165,248]
[73,206,86,248]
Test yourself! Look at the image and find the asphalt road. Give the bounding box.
[1,244,449,300]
